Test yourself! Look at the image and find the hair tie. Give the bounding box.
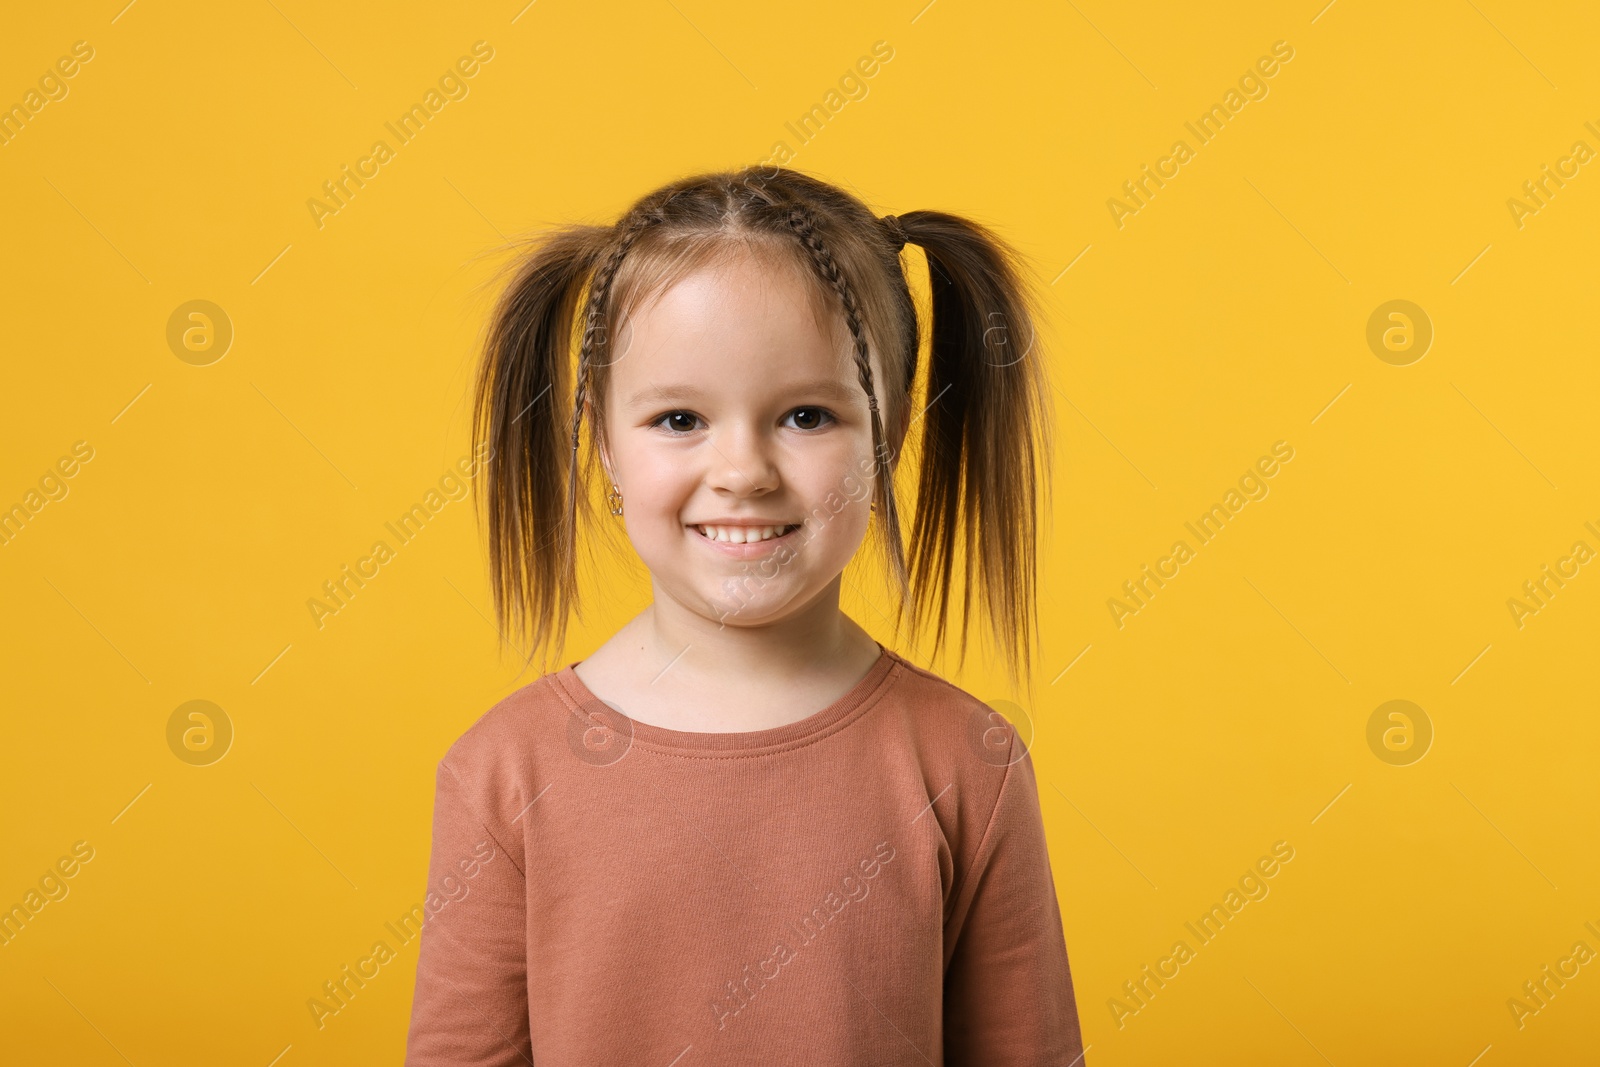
[880,214,908,253]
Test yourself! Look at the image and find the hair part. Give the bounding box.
[470,165,1053,689]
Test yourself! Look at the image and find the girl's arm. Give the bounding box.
[944,743,1087,1065]
[404,758,532,1065]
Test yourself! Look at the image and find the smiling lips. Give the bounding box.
[692,523,801,544]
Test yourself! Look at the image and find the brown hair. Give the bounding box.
[470,165,1053,688]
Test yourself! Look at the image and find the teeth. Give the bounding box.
[696,524,794,543]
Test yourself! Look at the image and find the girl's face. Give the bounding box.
[599,245,890,628]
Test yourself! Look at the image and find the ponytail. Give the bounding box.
[470,224,610,674]
[895,211,1054,689]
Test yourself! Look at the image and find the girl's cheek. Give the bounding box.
[627,445,694,483]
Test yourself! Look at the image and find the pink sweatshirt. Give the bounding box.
[404,644,1086,1065]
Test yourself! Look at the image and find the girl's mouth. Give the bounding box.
[689,523,802,557]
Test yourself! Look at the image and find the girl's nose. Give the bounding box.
[705,425,779,497]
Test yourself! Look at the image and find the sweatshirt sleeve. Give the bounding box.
[404,758,533,1066]
[943,743,1087,1065]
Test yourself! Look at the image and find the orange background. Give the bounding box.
[2,1,1597,1063]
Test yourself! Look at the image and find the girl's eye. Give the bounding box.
[785,407,835,431]
[652,411,702,435]
[652,409,835,434]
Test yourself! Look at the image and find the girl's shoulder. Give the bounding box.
[874,649,1040,772]
[436,666,577,774]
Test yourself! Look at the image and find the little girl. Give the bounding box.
[405,166,1086,1065]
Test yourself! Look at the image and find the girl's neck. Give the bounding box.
[571,584,884,734]
[636,580,871,679]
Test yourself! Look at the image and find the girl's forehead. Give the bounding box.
[607,322,860,398]
[626,247,822,324]
[619,259,845,357]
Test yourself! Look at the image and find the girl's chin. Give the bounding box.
[692,575,812,623]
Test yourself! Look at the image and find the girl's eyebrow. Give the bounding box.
[626,380,861,406]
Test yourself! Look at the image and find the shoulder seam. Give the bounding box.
[438,757,528,880]
[945,733,1019,912]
